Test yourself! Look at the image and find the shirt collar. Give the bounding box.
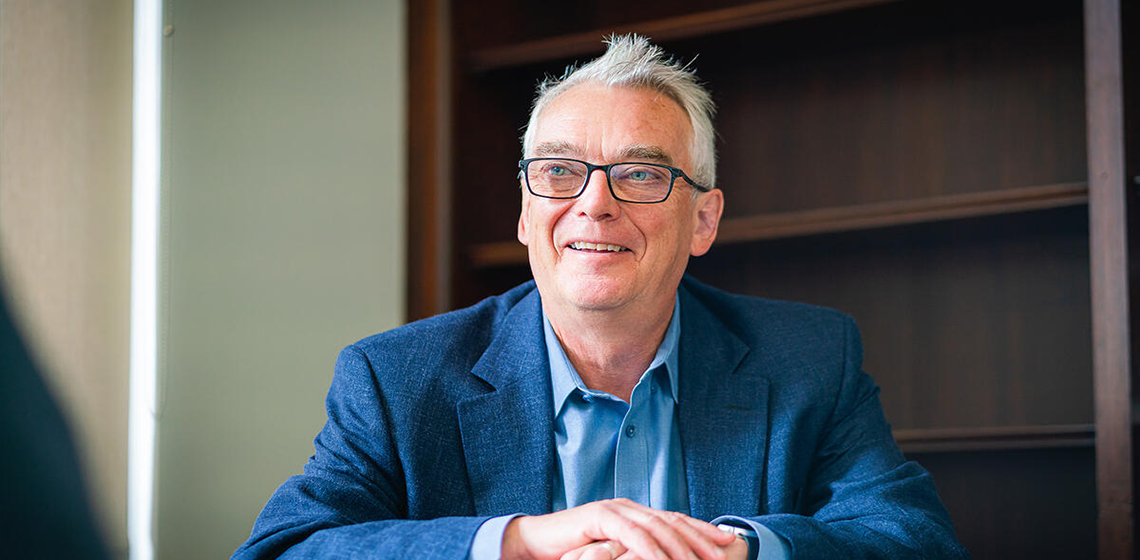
[544,295,682,416]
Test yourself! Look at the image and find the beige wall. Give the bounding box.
[1,1,406,558]
[156,0,406,558]
[0,0,133,557]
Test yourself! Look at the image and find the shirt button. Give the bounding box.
[625,425,637,438]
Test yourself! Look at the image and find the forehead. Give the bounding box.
[530,84,693,164]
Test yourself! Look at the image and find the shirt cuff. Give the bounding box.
[710,515,792,560]
[468,513,524,560]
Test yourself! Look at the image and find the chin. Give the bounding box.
[556,275,633,311]
[569,294,626,311]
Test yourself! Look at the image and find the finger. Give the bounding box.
[585,541,624,560]
[632,506,734,555]
[600,501,703,560]
[562,540,628,560]
[598,540,628,560]
[641,509,727,560]
[606,502,727,560]
[679,516,737,546]
[559,545,588,560]
[591,511,671,560]
[649,513,731,560]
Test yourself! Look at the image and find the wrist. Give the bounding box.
[716,523,759,560]
[500,516,531,560]
[725,535,750,560]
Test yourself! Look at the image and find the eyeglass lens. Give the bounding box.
[525,159,673,203]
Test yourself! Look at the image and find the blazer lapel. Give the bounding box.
[457,289,556,516]
[678,285,771,521]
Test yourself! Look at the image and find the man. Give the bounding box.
[236,35,968,560]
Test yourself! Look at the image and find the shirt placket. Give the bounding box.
[613,377,651,506]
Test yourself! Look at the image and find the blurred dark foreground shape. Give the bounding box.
[0,277,111,560]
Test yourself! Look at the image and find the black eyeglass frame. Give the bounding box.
[518,157,711,204]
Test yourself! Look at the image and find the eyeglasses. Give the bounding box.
[519,157,710,204]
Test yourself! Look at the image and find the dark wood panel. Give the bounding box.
[689,207,1094,430]
[699,0,1087,217]
[1127,0,1140,555]
[461,265,534,310]
[463,0,907,71]
[447,68,539,307]
[454,0,795,53]
[453,0,1088,269]
[715,183,1088,245]
[1084,0,1135,557]
[914,448,1097,560]
[406,0,454,320]
[894,424,1094,453]
[449,69,536,247]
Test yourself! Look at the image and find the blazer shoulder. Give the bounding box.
[680,275,865,412]
[347,281,538,375]
[681,275,854,342]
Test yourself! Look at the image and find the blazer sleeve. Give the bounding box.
[745,316,971,560]
[233,345,489,560]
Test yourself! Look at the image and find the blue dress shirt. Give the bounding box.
[547,297,687,513]
[469,296,790,560]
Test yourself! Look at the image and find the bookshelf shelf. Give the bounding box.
[466,0,906,72]
[468,182,1088,268]
[895,424,1096,454]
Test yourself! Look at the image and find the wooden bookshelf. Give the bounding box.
[409,0,1137,556]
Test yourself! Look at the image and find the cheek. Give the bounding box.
[532,202,574,239]
[646,208,693,245]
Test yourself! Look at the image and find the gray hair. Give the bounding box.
[521,34,718,190]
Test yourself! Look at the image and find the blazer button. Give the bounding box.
[625,425,637,438]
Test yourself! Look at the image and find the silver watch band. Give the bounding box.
[716,523,760,560]
[716,523,759,539]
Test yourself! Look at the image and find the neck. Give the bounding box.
[545,295,674,402]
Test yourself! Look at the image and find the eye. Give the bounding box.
[616,165,667,183]
[536,160,583,178]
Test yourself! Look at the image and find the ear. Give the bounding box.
[689,189,723,257]
[517,185,531,246]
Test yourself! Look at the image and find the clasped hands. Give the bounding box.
[500,498,749,560]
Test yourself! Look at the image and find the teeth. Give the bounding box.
[570,241,628,252]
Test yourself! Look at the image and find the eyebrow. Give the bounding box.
[532,142,675,165]
[616,145,674,165]
[533,141,581,158]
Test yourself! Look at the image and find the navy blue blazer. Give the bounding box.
[236,276,968,559]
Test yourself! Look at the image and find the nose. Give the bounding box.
[574,167,620,220]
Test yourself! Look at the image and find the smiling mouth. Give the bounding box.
[568,241,629,253]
